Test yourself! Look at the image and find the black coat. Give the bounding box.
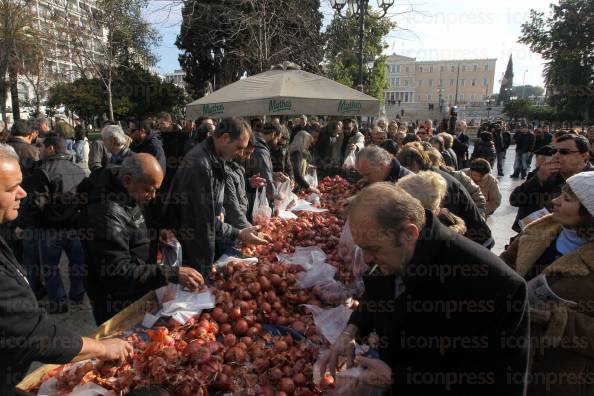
[130,130,166,173]
[245,134,277,203]
[510,163,594,233]
[6,137,39,177]
[19,153,86,230]
[472,139,496,165]
[513,131,535,153]
[164,138,239,275]
[434,169,493,247]
[385,159,411,183]
[0,235,82,394]
[160,129,189,194]
[452,132,470,165]
[349,212,529,396]
[78,167,173,324]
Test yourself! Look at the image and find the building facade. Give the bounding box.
[163,69,188,91]
[384,54,497,107]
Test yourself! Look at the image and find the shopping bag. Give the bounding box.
[252,187,272,225]
[343,151,357,169]
[305,167,319,188]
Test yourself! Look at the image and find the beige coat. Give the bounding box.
[501,215,594,396]
[462,169,502,216]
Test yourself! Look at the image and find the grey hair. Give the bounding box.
[0,143,19,161]
[356,145,393,167]
[118,155,147,182]
[33,117,48,131]
[101,125,130,148]
[299,115,308,124]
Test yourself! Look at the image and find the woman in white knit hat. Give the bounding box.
[500,172,594,396]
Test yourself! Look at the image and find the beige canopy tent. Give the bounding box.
[185,68,380,120]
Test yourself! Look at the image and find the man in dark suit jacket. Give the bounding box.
[322,183,529,396]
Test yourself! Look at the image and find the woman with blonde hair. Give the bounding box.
[289,130,318,194]
[397,171,467,235]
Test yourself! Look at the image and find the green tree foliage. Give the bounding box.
[47,65,186,121]
[503,99,532,120]
[177,0,325,98]
[324,7,395,101]
[519,0,594,120]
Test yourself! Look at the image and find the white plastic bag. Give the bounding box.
[305,167,318,189]
[303,304,352,344]
[274,180,298,218]
[298,263,337,289]
[343,150,357,169]
[252,187,272,225]
[277,246,327,271]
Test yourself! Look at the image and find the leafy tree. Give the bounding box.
[324,7,395,101]
[47,65,186,121]
[176,0,325,98]
[503,99,532,120]
[52,0,160,121]
[519,0,594,120]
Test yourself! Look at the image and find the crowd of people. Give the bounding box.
[0,110,594,395]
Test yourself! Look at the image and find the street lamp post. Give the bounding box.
[330,0,395,89]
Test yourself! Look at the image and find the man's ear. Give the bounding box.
[399,222,420,245]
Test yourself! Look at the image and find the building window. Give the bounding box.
[427,95,432,101]
[460,94,465,100]
[471,95,475,101]
[451,65,456,72]
[417,95,421,102]
[419,66,424,72]
[395,78,400,86]
[404,79,409,87]
[448,94,454,101]
[418,80,422,87]
[483,78,488,86]
[462,65,466,71]
[484,64,489,71]
[460,79,465,86]
[428,79,433,87]
[439,79,443,87]
[473,64,478,72]
[396,65,401,73]
[405,66,409,73]
[450,79,455,86]
[440,65,445,72]
[429,66,434,73]
[472,79,476,86]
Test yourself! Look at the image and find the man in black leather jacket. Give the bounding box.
[79,154,203,324]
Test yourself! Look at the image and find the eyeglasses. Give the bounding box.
[552,148,581,155]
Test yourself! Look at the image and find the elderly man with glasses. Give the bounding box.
[510,134,594,233]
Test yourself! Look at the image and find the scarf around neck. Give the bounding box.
[556,227,588,255]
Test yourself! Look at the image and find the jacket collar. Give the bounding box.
[385,159,403,182]
[7,136,30,144]
[204,137,226,176]
[44,153,73,162]
[517,214,594,277]
[402,210,445,286]
[255,133,270,150]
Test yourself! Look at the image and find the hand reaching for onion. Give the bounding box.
[238,225,272,245]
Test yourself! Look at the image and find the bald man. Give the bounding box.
[79,153,203,324]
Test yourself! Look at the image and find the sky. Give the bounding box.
[145,0,553,88]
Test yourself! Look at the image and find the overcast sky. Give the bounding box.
[146,0,553,88]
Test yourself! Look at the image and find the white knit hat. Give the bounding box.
[566,172,594,217]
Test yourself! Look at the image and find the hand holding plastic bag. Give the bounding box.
[343,151,357,169]
[252,187,272,225]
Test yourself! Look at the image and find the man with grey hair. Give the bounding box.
[33,117,50,136]
[0,143,133,394]
[79,153,204,324]
[321,182,529,395]
[101,124,132,165]
[355,145,410,185]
